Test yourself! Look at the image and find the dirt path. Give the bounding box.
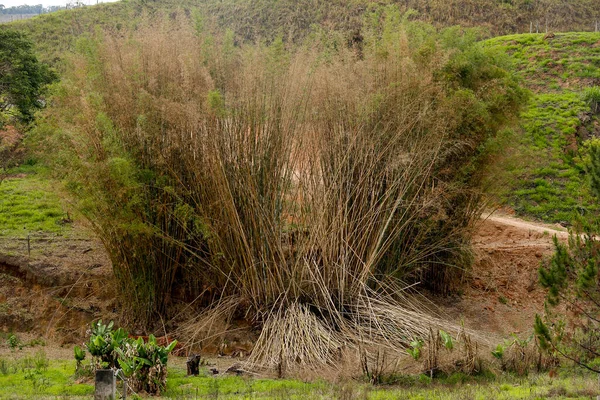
[479,212,569,244]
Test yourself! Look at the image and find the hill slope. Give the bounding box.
[6,0,600,65]
[486,32,600,223]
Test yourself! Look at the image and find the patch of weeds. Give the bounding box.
[0,358,94,398]
[0,359,9,375]
[583,86,600,113]
[26,338,46,348]
[440,372,473,385]
[7,334,21,351]
[384,373,432,387]
[207,378,220,398]
[546,384,568,397]
[24,369,51,393]
[33,350,49,371]
[498,296,508,305]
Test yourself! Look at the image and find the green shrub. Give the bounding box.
[77,320,177,395]
[116,335,177,395]
[84,320,128,369]
[7,334,20,351]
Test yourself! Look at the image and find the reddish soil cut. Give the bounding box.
[435,212,567,340]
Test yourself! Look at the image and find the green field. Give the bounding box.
[0,166,72,237]
[0,351,598,399]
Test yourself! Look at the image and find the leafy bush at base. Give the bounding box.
[78,320,177,395]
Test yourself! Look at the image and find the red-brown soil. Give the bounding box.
[0,231,117,343]
[434,212,568,341]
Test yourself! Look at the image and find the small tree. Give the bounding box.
[535,140,600,373]
[0,28,56,128]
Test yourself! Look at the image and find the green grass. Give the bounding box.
[0,166,72,237]
[0,354,93,399]
[486,32,600,91]
[0,354,598,399]
[486,32,600,223]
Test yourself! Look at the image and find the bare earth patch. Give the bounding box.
[435,210,567,341]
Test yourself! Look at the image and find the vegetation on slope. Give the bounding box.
[202,0,600,43]
[534,140,600,376]
[27,3,527,373]
[485,32,600,223]
[7,0,600,66]
[0,168,71,236]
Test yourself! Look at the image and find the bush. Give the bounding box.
[44,9,525,373]
[85,320,128,369]
[78,320,177,395]
[116,335,177,395]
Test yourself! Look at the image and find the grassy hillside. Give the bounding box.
[486,32,600,223]
[0,167,71,236]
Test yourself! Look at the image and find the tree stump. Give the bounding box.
[186,354,201,376]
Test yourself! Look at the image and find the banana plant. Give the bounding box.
[85,320,129,368]
[116,335,178,395]
[491,344,504,360]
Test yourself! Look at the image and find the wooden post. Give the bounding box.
[94,369,116,400]
[115,369,127,399]
[530,21,533,33]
